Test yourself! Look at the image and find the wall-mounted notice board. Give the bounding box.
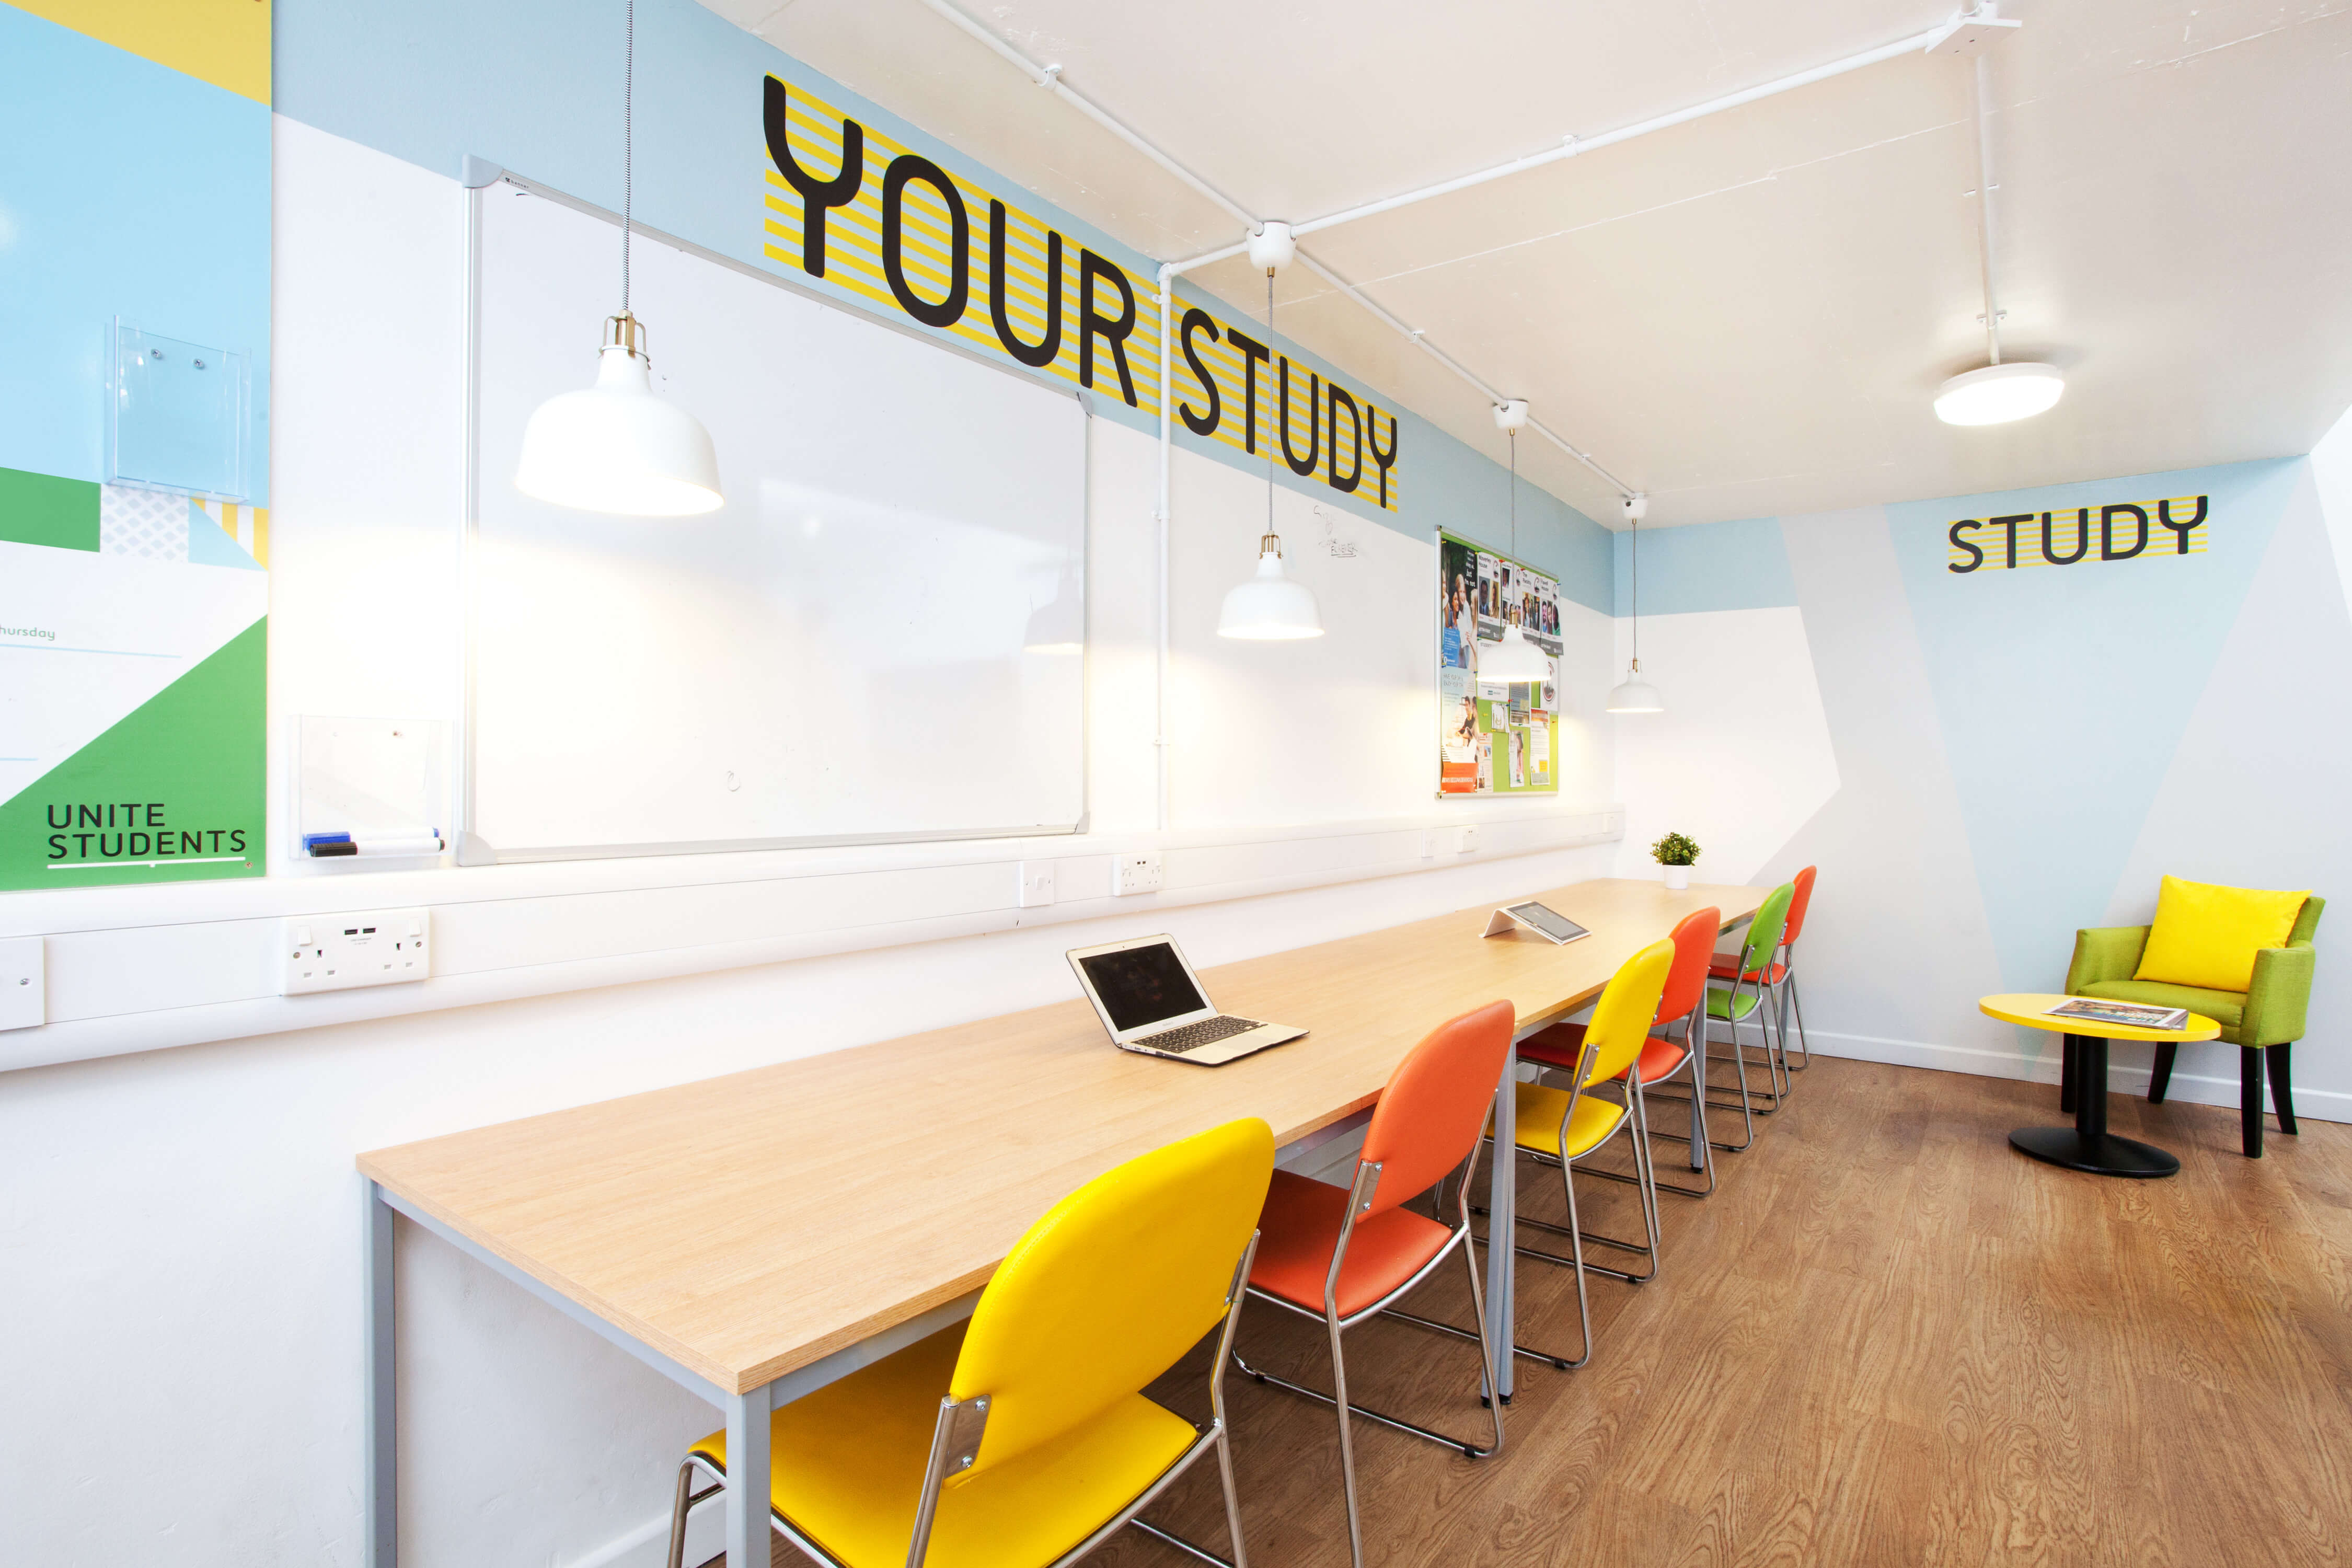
[466,179,1087,861]
[1436,532,1562,797]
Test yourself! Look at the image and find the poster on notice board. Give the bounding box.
[1438,532,1560,797]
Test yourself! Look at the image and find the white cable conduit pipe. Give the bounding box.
[1166,19,1956,274]
[913,0,1260,230]
[915,0,1970,824]
[1970,53,2005,364]
[1287,249,1640,497]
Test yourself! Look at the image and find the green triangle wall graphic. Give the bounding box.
[0,618,267,889]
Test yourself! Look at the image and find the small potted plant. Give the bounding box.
[1651,831,1700,891]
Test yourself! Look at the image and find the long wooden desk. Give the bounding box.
[360,877,1762,1568]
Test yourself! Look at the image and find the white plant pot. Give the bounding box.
[1661,865,1690,891]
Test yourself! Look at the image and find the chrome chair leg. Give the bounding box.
[1487,1146,1598,1368]
[1212,1422,1248,1568]
[1129,1520,1243,1568]
[1324,1304,1365,1568]
[1784,965,1812,1071]
[1629,1015,1721,1190]
[665,1457,722,1568]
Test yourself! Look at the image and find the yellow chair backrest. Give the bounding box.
[1578,938,1676,1088]
[948,1117,1275,1476]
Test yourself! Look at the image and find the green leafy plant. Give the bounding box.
[1651,831,1701,867]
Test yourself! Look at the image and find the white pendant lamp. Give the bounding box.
[1935,40,2062,428]
[515,1,723,516]
[1218,254,1322,640]
[1607,493,1664,713]
[1479,404,1551,684]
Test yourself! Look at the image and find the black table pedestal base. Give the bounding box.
[2008,1126,2181,1177]
[2011,1032,2180,1179]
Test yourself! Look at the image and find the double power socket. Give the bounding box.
[282,907,432,995]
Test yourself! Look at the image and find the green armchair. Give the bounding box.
[2065,895,2325,1157]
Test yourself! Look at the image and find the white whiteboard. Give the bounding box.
[467,180,1087,860]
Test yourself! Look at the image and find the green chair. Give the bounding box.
[1692,881,1796,1147]
[2065,894,2324,1158]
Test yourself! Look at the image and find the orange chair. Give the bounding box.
[1232,1001,1514,1568]
[1710,864,1817,1081]
[1520,907,1723,1213]
[1488,939,1676,1370]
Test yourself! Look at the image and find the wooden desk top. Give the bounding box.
[360,877,1762,1393]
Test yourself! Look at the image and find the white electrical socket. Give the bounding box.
[1454,826,1479,854]
[283,908,432,995]
[0,937,43,1031]
[1112,851,1164,895]
[1419,830,1435,859]
[1017,861,1057,908]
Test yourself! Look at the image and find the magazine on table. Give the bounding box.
[2044,996,2188,1031]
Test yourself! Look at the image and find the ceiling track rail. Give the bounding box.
[916,0,1631,501]
[1168,20,1956,274]
[918,0,1981,509]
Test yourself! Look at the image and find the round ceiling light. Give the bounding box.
[1934,361,2065,426]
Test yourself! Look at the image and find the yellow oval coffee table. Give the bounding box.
[1980,994,2221,1178]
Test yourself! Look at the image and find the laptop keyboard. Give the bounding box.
[1135,1015,1262,1054]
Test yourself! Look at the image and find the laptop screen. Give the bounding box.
[1079,942,1210,1032]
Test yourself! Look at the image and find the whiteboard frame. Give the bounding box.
[456,169,1090,865]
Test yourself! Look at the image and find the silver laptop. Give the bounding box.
[1067,934,1306,1065]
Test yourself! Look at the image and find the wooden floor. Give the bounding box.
[1095,1056,2352,1568]
[718,1056,2352,1566]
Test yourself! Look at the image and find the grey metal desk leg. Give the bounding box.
[365,1180,396,1568]
[724,1382,773,1568]
[1483,1042,1517,1402]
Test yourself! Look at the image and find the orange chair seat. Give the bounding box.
[1520,1021,1690,1085]
[1707,953,1786,985]
[1249,1168,1453,1320]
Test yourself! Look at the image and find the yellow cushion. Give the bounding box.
[2133,875,2308,994]
[690,1321,1198,1568]
[1508,1081,1630,1161]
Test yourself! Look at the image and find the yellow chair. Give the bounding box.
[663,1118,1276,1568]
[1491,938,1676,1369]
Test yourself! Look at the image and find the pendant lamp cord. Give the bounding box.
[1630,514,1640,671]
[1264,267,1276,545]
[622,0,635,319]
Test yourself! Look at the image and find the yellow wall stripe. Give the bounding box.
[760,76,1399,513]
[1946,495,2208,573]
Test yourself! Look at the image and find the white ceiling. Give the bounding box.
[707,0,2352,526]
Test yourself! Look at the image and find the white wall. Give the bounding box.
[0,117,1623,1568]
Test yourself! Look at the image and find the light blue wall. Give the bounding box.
[271,0,1611,585]
[1619,455,2341,1102]
[0,7,272,500]
[1412,420,1615,612]
[1611,513,1796,615]
[1887,458,2301,990]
